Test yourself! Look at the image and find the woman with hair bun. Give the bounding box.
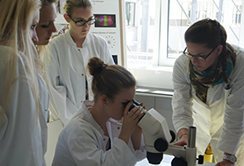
[172,18,244,166]
[52,57,146,166]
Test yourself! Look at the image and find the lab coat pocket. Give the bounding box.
[0,106,8,141]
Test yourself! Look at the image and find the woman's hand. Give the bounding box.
[131,123,143,150]
[119,102,144,144]
[215,160,236,166]
[173,135,188,146]
[173,128,188,146]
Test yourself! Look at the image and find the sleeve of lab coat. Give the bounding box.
[217,50,244,154]
[67,131,145,166]
[171,55,194,133]
[44,43,77,125]
[0,55,43,166]
[37,74,49,156]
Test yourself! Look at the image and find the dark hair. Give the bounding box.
[88,57,136,101]
[185,18,227,48]
[185,18,236,82]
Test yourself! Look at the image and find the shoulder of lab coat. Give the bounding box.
[217,45,244,154]
[50,31,114,65]
[0,46,47,166]
[172,54,194,133]
[52,101,145,166]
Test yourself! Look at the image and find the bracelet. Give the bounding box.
[179,133,188,139]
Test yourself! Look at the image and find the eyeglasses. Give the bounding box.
[69,15,95,27]
[183,46,217,61]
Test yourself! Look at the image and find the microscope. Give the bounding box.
[128,100,204,166]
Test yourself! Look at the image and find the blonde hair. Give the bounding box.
[36,0,57,52]
[0,0,41,127]
[64,0,92,16]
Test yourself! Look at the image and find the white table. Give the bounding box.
[135,154,215,166]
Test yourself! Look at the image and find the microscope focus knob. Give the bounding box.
[171,156,187,166]
[154,138,168,152]
[197,155,204,164]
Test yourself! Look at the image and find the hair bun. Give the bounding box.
[88,57,107,76]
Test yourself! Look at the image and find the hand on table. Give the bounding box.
[215,160,235,166]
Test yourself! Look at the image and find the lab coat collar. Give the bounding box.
[64,30,90,48]
[80,100,119,137]
[80,101,101,132]
[63,30,76,46]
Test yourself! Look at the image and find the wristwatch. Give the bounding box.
[223,154,237,163]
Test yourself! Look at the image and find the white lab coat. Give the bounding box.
[52,101,146,166]
[172,45,244,162]
[45,30,114,125]
[0,46,49,166]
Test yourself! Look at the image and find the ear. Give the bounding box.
[216,45,223,56]
[100,94,107,106]
[64,13,70,23]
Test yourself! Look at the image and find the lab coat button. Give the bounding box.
[81,74,84,76]
[117,127,120,130]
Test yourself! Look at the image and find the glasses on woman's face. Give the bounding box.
[69,15,95,27]
[183,46,217,61]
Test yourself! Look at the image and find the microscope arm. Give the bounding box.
[138,108,172,152]
[137,108,204,166]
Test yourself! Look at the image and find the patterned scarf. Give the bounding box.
[189,56,234,103]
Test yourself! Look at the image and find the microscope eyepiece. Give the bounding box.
[123,100,142,111]
[129,100,141,111]
[123,100,147,121]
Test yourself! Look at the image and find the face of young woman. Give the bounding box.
[68,6,93,39]
[105,86,136,121]
[35,3,57,45]
[186,42,221,72]
[30,11,39,43]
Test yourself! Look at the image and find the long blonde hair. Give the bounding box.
[0,0,41,127]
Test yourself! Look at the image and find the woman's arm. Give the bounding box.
[119,104,144,145]
[172,56,194,134]
[174,128,189,146]
[0,55,43,166]
[131,125,143,150]
[216,52,244,166]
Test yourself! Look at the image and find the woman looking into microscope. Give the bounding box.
[52,57,146,166]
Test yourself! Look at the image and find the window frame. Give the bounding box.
[122,0,244,89]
